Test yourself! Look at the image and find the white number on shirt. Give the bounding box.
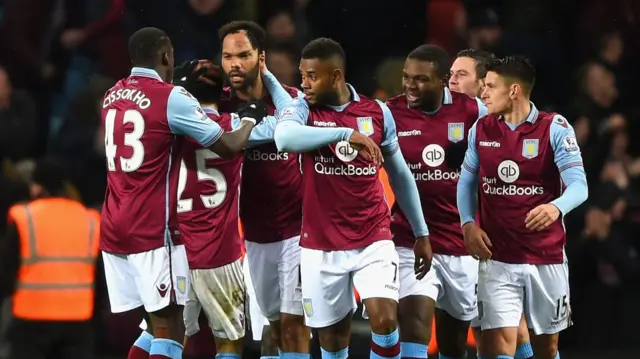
[177,149,227,213]
[104,109,145,172]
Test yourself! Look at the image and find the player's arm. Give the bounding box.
[167,86,255,159]
[274,98,354,152]
[456,121,481,225]
[378,100,429,237]
[231,114,278,148]
[261,70,303,113]
[549,115,589,214]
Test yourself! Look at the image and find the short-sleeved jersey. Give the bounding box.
[279,87,400,251]
[464,105,584,264]
[218,87,303,243]
[100,68,223,254]
[387,89,486,254]
[177,109,243,269]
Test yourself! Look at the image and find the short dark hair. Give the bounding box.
[487,56,536,94]
[407,44,450,78]
[218,21,267,53]
[301,38,346,63]
[128,27,171,67]
[455,48,496,79]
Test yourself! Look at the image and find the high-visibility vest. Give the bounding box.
[9,198,100,321]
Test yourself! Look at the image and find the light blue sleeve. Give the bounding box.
[457,167,479,225]
[457,120,480,225]
[548,115,589,215]
[274,98,354,152]
[376,100,400,156]
[475,98,488,119]
[461,121,480,173]
[262,71,297,114]
[383,149,429,237]
[166,86,223,147]
[231,114,277,148]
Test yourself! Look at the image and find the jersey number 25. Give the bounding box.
[177,149,228,213]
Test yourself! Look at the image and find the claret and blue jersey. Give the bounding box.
[457,103,588,264]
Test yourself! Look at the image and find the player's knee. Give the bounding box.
[280,313,307,337]
[148,304,185,339]
[369,311,398,334]
[215,337,244,355]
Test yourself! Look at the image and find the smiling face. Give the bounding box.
[402,58,443,109]
[221,31,261,91]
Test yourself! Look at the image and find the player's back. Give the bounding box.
[101,70,183,254]
[475,110,565,264]
[219,87,303,243]
[177,109,243,269]
[387,91,482,255]
[301,94,391,251]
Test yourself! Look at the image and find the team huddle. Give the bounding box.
[99,20,587,359]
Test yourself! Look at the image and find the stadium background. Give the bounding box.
[0,0,639,358]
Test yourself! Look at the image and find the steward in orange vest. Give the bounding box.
[0,158,100,359]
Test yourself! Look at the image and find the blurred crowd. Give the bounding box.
[0,0,639,356]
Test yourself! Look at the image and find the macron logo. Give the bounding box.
[398,130,421,137]
[479,141,501,148]
[314,121,337,127]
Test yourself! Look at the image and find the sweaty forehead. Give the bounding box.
[222,32,255,54]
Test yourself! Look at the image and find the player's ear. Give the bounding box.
[509,83,518,99]
[332,68,342,85]
[161,52,170,67]
[259,50,266,64]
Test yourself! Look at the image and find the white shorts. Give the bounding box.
[301,240,399,328]
[245,236,303,321]
[397,248,479,322]
[102,244,189,313]
[243,256,270,341]
[184,259,246,340]
[477,259,572,335]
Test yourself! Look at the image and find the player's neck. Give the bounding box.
[503,100,532,125]
[420,90,444,113]
[235,76,265,101]
[331,84,352,106]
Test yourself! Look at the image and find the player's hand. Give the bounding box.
[348,131,383,166]
[413,236,433,279]
[259,57,268,74]
[462,222,492,260]
[238,100,268,126]
[525,203,560,231]
[173,60,222,103]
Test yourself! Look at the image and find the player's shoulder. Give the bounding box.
[282,84,301,98]
[540,111,571,130]
[385,94,406,109]
[449,90,476,105]
[474,113,500,128]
